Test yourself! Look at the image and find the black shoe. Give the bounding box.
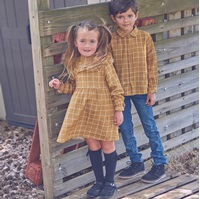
[141,164,166,183]
[99,182,116,199]
[87,182,104,198]
[119,161,146,179]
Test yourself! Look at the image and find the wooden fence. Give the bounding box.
[28,0,199,198]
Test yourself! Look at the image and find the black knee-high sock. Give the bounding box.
[104,150,117,183]
[89,148,104,183]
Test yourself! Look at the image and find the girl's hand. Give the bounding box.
[49,78,61,90]
[146,92,156,106]
[114,111,123,126]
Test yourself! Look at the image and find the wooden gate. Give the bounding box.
[28,0,199,198]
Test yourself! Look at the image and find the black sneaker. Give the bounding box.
[141,164,166,183]
[119,161,146,179]
[87,182,104,198]
[99,182,116,199]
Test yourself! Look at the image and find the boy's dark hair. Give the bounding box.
[109,0,138,16]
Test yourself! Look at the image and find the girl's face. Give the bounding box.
[111,8,138,35]
[74,28,99,57]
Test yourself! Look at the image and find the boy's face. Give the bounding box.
[111,8,138,35]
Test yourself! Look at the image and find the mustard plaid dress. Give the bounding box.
[57,55,124,143]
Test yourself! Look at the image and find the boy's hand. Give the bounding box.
[114,111,123,126]
[49,78,61,90]
[146,93,156,106]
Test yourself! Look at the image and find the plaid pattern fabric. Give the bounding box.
[57,55,124,143]
[111,26,158,96]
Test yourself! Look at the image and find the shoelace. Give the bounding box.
[125,161,141,169]
[149,164,162,176]
[126,161,132,166]
[123,161,132,169]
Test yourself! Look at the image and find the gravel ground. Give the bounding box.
[0,119,198,199]
[0,120,44,199]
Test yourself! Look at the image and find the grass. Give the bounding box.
[166,147,199,175]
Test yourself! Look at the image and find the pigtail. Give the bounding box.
[96,24,112,59]
[59,24,79,80]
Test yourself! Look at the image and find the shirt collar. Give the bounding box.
[116,26,138,38]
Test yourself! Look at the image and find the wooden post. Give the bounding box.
[28,0,54,198]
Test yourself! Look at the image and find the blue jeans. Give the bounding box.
[120,94,167,165]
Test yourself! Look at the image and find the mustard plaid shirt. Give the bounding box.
[111,26,158,96]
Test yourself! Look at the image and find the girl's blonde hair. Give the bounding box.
[59,21,112,79]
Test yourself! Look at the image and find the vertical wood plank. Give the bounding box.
[28,0,54,198]
[154,15,168,142]
[182,9,196,134]
[182,9,193,111]
[167,11,182,139]
[193,8,199,130]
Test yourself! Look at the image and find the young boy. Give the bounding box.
[109,0,168,183]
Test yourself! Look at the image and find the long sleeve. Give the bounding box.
[58,76,76,95]
[104,59,124,111]
[146,33,158,93]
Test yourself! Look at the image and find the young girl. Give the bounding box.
[49,21,124,199]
